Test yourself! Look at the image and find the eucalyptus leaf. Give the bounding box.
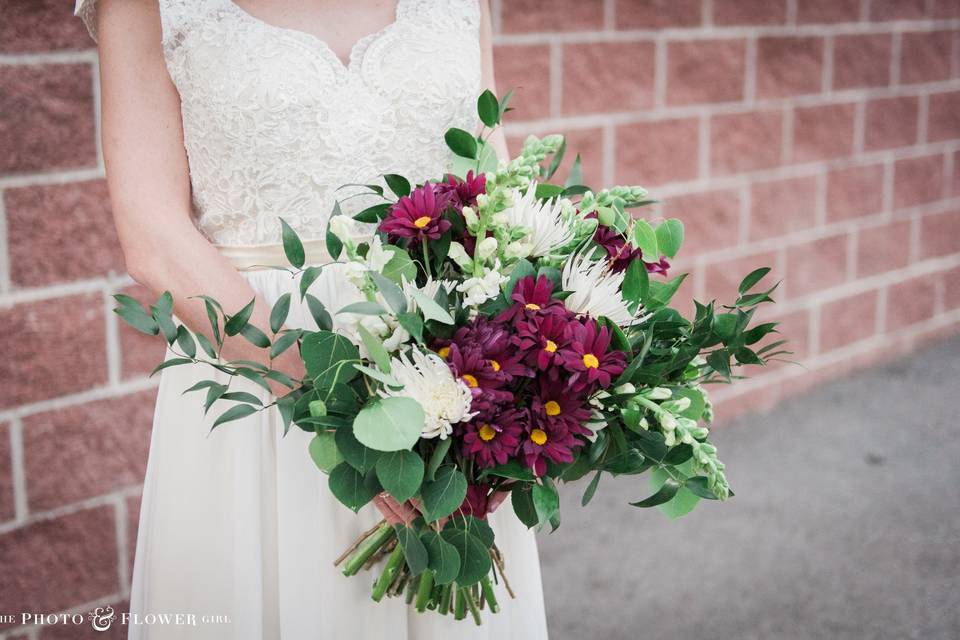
[444,127,477,159]
[421,466,468,522]
[654,219,684,258]
[411,290,454,324]
[631,219,659,259]
[353,397,425,452]
[309,431,343,473]
[375,450,424,503]
[394,525,429,576]
[421,530,461,585]
[328,463,377,512]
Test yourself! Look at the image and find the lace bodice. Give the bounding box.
[75,0,482,245]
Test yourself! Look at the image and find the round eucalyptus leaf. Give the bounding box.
[353,398,425,452]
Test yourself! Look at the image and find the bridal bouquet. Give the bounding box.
[114,90,786,624]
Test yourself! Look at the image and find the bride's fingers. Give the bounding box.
[487,490,509,514]
[373,494,404,524]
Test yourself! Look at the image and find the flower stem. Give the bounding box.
[342,523,394,577]
[453,585,467,620]
[479,574,500,613]
[371,544,406,602]
[422,238,432,279]
[462,587,483,625]
[438,583,453,615]
[414,571,435,612]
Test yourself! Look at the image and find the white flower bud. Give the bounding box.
[645,387,672,400]
[461,205,479,227]
[447,242,473,269]
[614,383,636,395]
[328,216,354,244]
[477,236,499,260]
[658,411,677,431]
[504,240,532,260]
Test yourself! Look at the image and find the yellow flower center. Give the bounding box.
[544,400,561,416]
[489,359,501,372]
[437,346,450,359]
[525,303,541,310]
[582,353,600,369]
[479,424,497,441]
[462,374,479,388]
[544,340,557,353]
[413,216,432,229]
[530,428,548,445]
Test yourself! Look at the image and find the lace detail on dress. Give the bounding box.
[75,0,482,246]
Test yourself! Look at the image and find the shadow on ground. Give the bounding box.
[537,335,960,640]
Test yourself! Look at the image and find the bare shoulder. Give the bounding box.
[95,0,164,57]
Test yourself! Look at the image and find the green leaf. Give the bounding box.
[353,397,425,452]
[220,391,262,406]
[353,202,391,224]
[337,301,387,316]
[498,88,514,120]
[420,466,468,522]
[654,219,684,258]
[195,332,217,358]
[445,514,495,548]
[411,290,454,324]
[477,89,499,127]
[394,525,429,576]
[511,484,539,528]
[439,527,491,587]
[174,325,196,359]
[581,471,602,507]
[301,330,360,388]
[326,204,344,260]
[684,476,720,500]
[738,267,772,294]
[375,450,424,503]
[211,404,258,431]
[151,300,177,343]
[503,259,535,299]
[240,324,270,349]
[397,312,424,345]
[479,460,535,482]
[202,298,221,344]
[357,325,392,373]
[645,273,688,309]
[270,293,291,334]
[621,259,649,308]
[299,265,324,300]
[651,468,701,518]
[545,136,566,181]
[279,218,305,268]
[565,153,582,188]
[425,437,452,482]
[707,348,732,380]
[444,127,477,159]
[224,298,255,336]
[532,481,559,526]
[384,174,411,198]
[631,219,659,259]
[269,328,302,359]
[309,431,343,473]
[534,183,565,199]
[370,272,407,315]
[335,425,382,474]
[420,530,460,585]
[328,463,377,512]
[353,363,401,388]
[113,303,159,336]
[381,246,418,283]
[304,294,333,331]
[629,479,680,508]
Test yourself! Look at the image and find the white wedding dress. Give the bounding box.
[75,1,548,638]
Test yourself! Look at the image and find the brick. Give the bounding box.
[826,164,885,222]
[492,45,551,121]
[857,220,912,277]
[5,181,124,288]
[785,233,849,298]
[820,290,879,352]
[559,127,605,187]
[615,118,699,187]
[928,91,960,142]
[797,0,862,23]
[0,507,118,623]
[759,307,811,365]
[116,285,167,380]
[616,0,702,28]
[756,36,824,98]
[955,150,960,197]
[662,189,741,255]
[0,0,93,53]
[501,0,604,33]
[920,210,960,258]
[0,294,107,410]
[893,154,945,209]
[562,42,655,115]
[127,494,141,579]
[0,64,96,174]
[666,39,746,106]
[710,110,783,176]
[944,265,960,309]
[933,0,960,18]
[864,96,919,151]
[900,31,955,85]
[0,422,13,522]
[713,0,787,24]
[832,34,892,90]
[886,276,937,331]
[869,0,928,20]
[749,176,818,241]
[792,103,855,163]
[23,391,153,512]
[703,250,779,304]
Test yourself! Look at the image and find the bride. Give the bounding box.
[75,1,548,638]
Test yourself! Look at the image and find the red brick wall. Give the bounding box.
[1,0,959,635]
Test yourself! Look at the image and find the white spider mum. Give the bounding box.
[501,184,574,257]
[561,252,642,326]
[380,350,475,439]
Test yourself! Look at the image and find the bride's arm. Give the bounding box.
[479,0,510,160]
[96,0,303,390]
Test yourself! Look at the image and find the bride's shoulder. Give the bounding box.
[74,0,216,44]
[399,0,481,28]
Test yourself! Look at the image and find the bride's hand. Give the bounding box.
[373,492,419,525]
[268,348,306,397]
[487,490,509,514]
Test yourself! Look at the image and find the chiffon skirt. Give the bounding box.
[127,264,548,639]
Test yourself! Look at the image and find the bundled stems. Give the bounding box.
[371,545,406,602]
[415,571,435,612]
[341,522,395,576]
[480,575,500,613]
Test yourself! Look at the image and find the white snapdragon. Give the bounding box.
[457,264,507,306]
[328,215,355,245]
[447,241,473,269]
[476,236,499,260]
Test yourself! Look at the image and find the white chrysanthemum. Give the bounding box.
[562,253,642,326]
[501,184,574,257]
[380,350,476,439]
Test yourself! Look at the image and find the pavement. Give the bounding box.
[537,334,960,640]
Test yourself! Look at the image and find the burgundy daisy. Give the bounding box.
[378,182,453,241]
[461,410,524,469]
[559,320,627,391]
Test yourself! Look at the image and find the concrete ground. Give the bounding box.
[537,335,960,640]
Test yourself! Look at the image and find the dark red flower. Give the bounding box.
[449,316,530,380]
[560,320,627,391]
[437,170,487,210]
[462,410,524,469]
[457,484,493,519]
[379,182,453,241]
[530,378,594,437]
[496,275,565,325]
[593,225,642,274]
[513,313,572,370]
[645,256,670,275]
[521,417,579,477]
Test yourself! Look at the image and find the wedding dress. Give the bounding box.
[74,1,548,638]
